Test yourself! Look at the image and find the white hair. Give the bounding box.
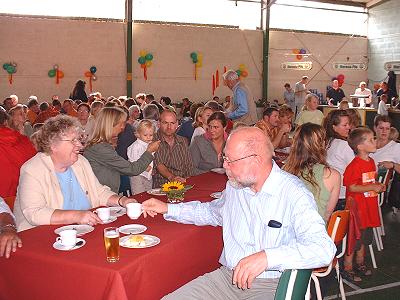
[222,70,239,82]
[129,105,140,116]
[359,81,366,87]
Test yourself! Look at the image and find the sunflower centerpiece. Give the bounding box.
[162,181,185,203]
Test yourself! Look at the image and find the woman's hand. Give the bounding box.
[75,211,102,226]
[0,228,22,259]
[147,140,161,153]
[378,161,395,169]
[142,198,168,218]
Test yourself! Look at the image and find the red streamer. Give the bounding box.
[224,66,227,73]
[194,64,197,81]
[144,65,147,81]
[216,70,219,88]
[212,75,215,95]
[89,76,93,92]
[56,70,59,84]
[8,74,13,85]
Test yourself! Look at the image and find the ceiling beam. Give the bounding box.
[302,0,366,8]
[366,0,387,8]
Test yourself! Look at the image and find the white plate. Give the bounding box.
[119,224,147,235]
[120,234,160,249]
[54,225,94,236]
[53,238,86,251]
[147,188,166,196]
[110,207,126,217]
[102,216,117,224]
[210,168,226,174]
[210,192,223,199]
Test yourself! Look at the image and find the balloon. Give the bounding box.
[92,75,97,81]
[53,64,59,70]
[197,53,203,61]
[90,66,97,74]
[6,65,15,74]
[85,71,92,77]
[192,58,198,64]
[241,70,248,77]
[3,63,10,70]
[300,48,306,54]
[11,62,17,67]
[239,64,246,71]
[140,64,146,69]
[236,70,242,76]
[145,60,152,67]
[293,49,300,54]
[338,81,343,87]
[48,69,56,77]
[138,56,146,65]
[337,74,345,81]
[139,50,147,57]
[296,54,302,60]
[145,53,153,61]
[58,70,64,78]
[195,61,202,68]
[190,52,197,60]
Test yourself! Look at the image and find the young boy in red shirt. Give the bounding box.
[343,127,386,282]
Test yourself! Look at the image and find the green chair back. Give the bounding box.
[274,269,312,300]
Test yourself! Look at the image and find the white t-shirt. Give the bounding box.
[370,140,400,167]
[191,127,206,144]
[378,101,388,115]
[354,87,372,107]
[294,81,307,106]
[295,110,324,126]
[327,138,355,199]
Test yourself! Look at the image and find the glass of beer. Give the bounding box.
[104,227,120,262]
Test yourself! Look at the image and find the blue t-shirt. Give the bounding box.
[56,167,91,210]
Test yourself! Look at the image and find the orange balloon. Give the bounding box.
[293,49,300,54]
[140,64,146,69]
[84,71,92,77]
[241,70,248,77]
[58,70,64,78]
[296,54,302,60]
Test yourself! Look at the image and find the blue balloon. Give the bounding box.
[90,66,97,74]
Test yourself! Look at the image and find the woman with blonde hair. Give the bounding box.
[295,94,324,126]
[191,106,213,144]
[8,104,33,136]
[284,123,340,221]
[84,107,160,193]
[346,108,362,129]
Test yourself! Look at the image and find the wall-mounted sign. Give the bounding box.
[281,61,312,71]
[333,62,367,70]
[384,61,400,73]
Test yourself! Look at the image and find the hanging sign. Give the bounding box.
[384,61,400,73]
[281,61,312,71]
[333,62,367,70]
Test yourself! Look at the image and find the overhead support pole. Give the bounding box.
[126,0,133,97]
[262,0,272,100]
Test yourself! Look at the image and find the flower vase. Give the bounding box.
[167,192,185,204]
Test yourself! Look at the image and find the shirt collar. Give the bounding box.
[232,81,240,91]
[136,139,149,147]
[157,131,184,145]
[259,161,281,196]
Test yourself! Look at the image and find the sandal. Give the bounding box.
[355,264,372,276]
[341,269,362,282]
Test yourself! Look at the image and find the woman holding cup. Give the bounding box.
[14,115,136,231]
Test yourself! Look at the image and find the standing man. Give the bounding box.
[326,79,345,106]
[223,70,257,125]
[377,81,397,106]
[294,76,308,115]
[283,83,295,112]
[142,127,335,299]
[153,110,193,187]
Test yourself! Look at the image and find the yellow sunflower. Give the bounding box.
[162,181,185,192]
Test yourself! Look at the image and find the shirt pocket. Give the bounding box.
[262,218,288,248]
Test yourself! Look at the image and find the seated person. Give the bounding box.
[14,115,137,231]
[295,94,324,126]
[153,110,194,187]
[0,196,21,258]
[255,107,291,149]
[191,107,213,144]
[190,112,227,175]
[177,103,203,144]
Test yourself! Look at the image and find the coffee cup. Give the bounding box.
[56,229,77,247]
[126,203,142,219]
[95,207,111,222]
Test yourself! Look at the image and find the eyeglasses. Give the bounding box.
[60,138,83,146]
[222,154,257,164]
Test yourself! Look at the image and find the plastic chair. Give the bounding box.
[274,269,312,300]
[310,210,350,300]
[3,196,16,211]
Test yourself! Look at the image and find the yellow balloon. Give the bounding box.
[239,64,246,71]
[198,53,203,60]
[140,50,147,57]
[196,61,202,68]
[146,60,153,67]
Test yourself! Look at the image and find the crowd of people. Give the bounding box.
[1,71,399,299]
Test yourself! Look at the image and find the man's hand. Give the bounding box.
[142,198,168,218]
[171,176,186,183]
[147,140,161,153]
[232,251,268,289]
[0,229,22,259]
[279,123,291,134]
[371,183,386,193]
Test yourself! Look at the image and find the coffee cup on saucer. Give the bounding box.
[95,207,111,222]
[126,203,142,219]
[56,229,77,247]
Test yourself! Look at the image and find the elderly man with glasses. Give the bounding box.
[142,127,335,299]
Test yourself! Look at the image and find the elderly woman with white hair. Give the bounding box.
[222,69,257,125]
[354,81,372,107]
[14,115,136,231]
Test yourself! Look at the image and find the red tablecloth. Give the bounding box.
[0,172,226,300]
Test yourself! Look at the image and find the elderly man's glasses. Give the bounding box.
[222,154,257,164]
[60,137,83,146]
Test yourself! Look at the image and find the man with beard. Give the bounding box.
[142,127,335,299]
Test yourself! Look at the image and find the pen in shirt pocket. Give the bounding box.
[268,220,282,228]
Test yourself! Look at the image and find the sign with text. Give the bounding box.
[384,61,400,73]
[333,62,367,70]
[281,61,312,71]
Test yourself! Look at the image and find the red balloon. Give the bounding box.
[84,71,92,77]
[337,74,345,81]
[296,54,302,60]
[338,81,343,87]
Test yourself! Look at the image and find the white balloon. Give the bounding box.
[53,64,59,70]
[92,75,97,81]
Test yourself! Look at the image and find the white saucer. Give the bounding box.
[210,192,223,199]
[119,224,147,235]
[102,216,117,224]
[211,168,226,174]
[147,188,166,196]
[120,235,160,249]
[53,238,86,251]
[54,225,94,236]
[110,206,126,217]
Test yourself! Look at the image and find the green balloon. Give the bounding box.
[6,65,15,74]
[48,69,56,77]
[236,70,242,76]
[192,58,198,64]
[3,63,10,70]
[145,53,153,61]
[190,52,197,60]
[138,56,146,65]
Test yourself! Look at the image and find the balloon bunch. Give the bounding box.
[236,64,249,78]
[190,52,203,80]
[334,74,345,87]
[138,50,154,81]
[84,66,98,92]
[2,62,17,84]
[292,48,307,60]
[48,64,64,84]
